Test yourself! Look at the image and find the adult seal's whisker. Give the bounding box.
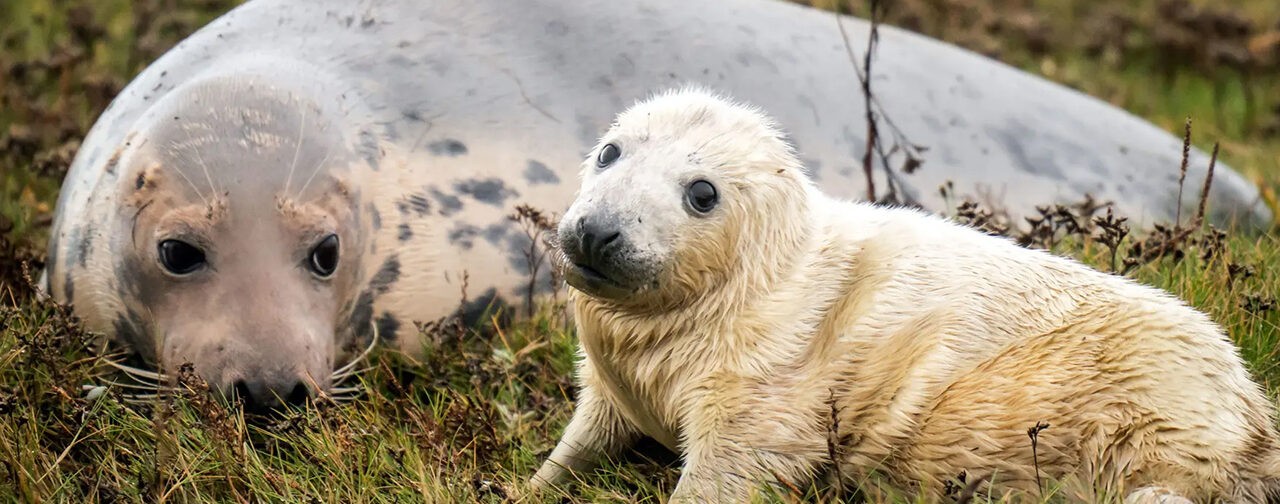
[98,379,169,392]
[326,393,362,403]
[330,367,374,387]
[105,360,168,383]
[331,322,379,382]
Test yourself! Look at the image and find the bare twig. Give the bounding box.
[859,0,883,201]
[1175,116,1191,226]
[825,388,844,499]
[1027,421,1050,499]
[835,1,927,206]
[1196,142,1219,227]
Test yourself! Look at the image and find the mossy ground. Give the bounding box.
[1,1,1277,502]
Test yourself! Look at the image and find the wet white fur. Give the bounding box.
[532,88,1280,502]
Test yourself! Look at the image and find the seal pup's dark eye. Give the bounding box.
[686,180,718,214]
[158,240,206,275]
[597,143,621,168]
[309,234,340,278]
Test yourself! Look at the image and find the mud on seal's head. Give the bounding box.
[558,88,814,309]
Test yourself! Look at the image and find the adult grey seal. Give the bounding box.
[42,0,1272,409]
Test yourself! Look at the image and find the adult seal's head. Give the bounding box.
[558,88,809,310]
[45,58,380,412]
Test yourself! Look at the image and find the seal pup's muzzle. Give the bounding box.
[558,213,647,300]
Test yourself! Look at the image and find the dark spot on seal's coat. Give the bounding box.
[523,160,560,185]
[345,256,402,343]
[348,291,374,343]
[370,256,401,295]
[401,109,425,122]
[429,188,463,216]
[427,139,468,157]
[454,178,517,206]
[483,222,510,245]
[448,224,481,250]
[545,20,569,36]
[397,223,413,241]
[378,120,401,141]
[359,129,381,170]
[74,228,94,268]
[368,204,382,230]
[62,274,74,303]
[403,194,430,216]
[455,288,508,329]
[375,312,400,341]
[135,173,146,190]
[113,309,148,354]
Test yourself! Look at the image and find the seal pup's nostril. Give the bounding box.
[599,231,620,249]
[576,216,623,267]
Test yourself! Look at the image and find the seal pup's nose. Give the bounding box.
[576,215,622,268]
[229,375,312,414]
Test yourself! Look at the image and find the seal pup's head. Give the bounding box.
[56,67,379,413]
[558,87,814,310]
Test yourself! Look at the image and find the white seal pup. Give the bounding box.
[531,88,1280,502]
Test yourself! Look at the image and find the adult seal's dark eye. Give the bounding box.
[686,180,718,214]
[310,234,340,278]
[597,143,621,168]
[158,240,206,275]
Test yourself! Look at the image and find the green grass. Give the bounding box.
[2,0,1279,502]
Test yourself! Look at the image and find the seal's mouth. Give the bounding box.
[564,262,635,300]
[574,263,613,283]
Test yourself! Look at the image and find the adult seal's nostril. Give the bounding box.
[230,376,312,414]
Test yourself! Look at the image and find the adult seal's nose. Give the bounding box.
[576,215,622,267]
[227,373,312,414]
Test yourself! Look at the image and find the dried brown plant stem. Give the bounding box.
[1196,142,1219,227]
[837,0,883,202]
[1027,421,1050,499]
[1176,116,1191,226]
[860,0,882,202]
[825,388,844,499]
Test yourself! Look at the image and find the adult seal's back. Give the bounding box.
[43,0,1272,408]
